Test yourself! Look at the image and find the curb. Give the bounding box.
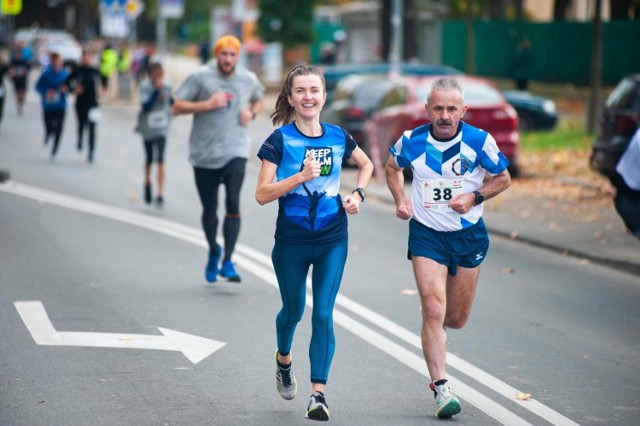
[486,228,640,277]
[338,175,640,277]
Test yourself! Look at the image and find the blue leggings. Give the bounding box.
[272,238,348,384]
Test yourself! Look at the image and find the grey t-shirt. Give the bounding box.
[137,79,173,140]
[174,61,265,169]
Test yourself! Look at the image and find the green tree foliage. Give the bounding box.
[257,0,317,48]
[447,0,484,19]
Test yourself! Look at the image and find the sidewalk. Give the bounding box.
[162,54,640,276]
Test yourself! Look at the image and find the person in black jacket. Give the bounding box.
[67,51,102,163]
[0,53,8,129]
[8,47,30,116]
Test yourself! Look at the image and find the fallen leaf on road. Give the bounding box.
[516,392,533,401]
[119,336,135,341]
[501,268,515,274]
[401,289,417,296]
[510,231,519,239]
[579,213,601,222]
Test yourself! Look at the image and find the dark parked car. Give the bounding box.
[363,75,520,177]
[319,62,557,132]
[321,74,401,145]
[318,62,463,102]
[590,73,640,180]
[502,90,559,132]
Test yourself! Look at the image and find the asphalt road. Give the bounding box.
[0,90,639,426]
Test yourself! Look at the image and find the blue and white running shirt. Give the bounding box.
[258,122,357,244]
[390,122,509,232]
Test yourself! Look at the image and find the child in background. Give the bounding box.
[136,62,172,208]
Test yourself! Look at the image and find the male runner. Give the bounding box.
[172,35,264,283]
[385,77,511,419]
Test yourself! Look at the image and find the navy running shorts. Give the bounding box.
[408,218,490,276]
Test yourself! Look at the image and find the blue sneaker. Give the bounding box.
[205,244,222,283]
[219,259,241,282]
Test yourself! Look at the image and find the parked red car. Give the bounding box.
[363,75,520,177]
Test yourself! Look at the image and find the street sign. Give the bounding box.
[160,0,184,19]
[126,0,144,19]
[15,301,226,364]
[1,0,22,15]
[101,8,129,38]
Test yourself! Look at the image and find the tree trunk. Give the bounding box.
[513,0,524,21]
[465,0,475,74]
[381,0,391,62]
[610,0,633,19]
[381,0,416,62]
[403,0,416,60]
[486,0,506,20]
[587,0,602,134]
[553,0,572,21]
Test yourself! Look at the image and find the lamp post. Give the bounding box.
[390,0,403,74]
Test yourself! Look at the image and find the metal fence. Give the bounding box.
[441,20,640,86]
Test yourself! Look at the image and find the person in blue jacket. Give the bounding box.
[255,64,373,421]
[36,52,69,161]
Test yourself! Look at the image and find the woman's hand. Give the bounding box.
[342,194,360,214]
[300,152,321,182]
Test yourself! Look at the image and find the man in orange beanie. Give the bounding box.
[172,34,264,284]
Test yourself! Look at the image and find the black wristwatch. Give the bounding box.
[473,190,484,206]
[352,187,366,202]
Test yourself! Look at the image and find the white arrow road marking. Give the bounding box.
[14,301,225,364]
[2,182,580,425]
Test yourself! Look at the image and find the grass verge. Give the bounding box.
[521,119,594,152]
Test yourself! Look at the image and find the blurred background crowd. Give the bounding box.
[0,0,638,184]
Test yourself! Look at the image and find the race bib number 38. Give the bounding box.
[421,178,464,209]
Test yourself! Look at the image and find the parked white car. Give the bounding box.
[36,30,82,66]
[14,28,82,67]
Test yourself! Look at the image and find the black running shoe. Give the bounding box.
[306,391,329,421]
[144,184,152,204]
[156,196,164,209]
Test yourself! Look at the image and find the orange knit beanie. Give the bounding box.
[214,35,241,55]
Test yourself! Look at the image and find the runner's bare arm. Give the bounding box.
[385,157,413,220]
[449,170,512,214]
[171,91,228,115]
[240,98,264,125]
[342,147,374,214]
[256,155,320,205]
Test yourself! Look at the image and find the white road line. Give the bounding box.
[1,181,578,425]
[14,301,225,364]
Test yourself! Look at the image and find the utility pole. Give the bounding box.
[390,0,403,74]
[156,2,167,60]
